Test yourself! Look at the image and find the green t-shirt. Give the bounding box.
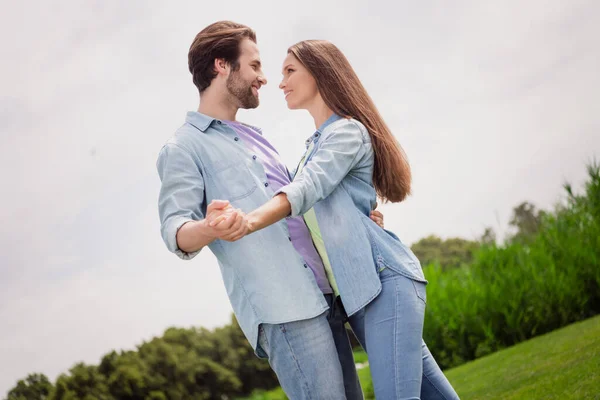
[294,141,340,296]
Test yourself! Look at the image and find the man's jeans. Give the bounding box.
[258,295,363,400]
[349,267,460,400]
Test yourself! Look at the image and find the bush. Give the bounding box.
[423,162,600,369]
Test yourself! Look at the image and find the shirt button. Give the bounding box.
[303,264,308,268]
[288,236,292,241]
[234,137,239,141]
[264,182,269,187]
[252,155,257,160]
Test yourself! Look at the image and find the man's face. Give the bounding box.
[226,39,266,109]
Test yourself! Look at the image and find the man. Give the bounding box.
[157,21,382,399]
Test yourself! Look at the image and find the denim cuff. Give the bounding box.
[165,216,200,260]
[275,184,303,217]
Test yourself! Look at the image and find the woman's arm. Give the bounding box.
[282,119,367,216]
[246,119,368,234]
[246,194,385,234]
[247,193,291,233]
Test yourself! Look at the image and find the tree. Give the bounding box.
[214,315,278,394]
[6,373,53,400]
[411,235,479,269]
[49,364,112,400]
[480,227,497,246]
[508,201,546,244]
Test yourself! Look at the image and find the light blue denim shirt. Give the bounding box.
[156,111,328,356]
[279,115,427,317]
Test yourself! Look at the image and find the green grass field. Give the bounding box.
[245,315,600,399]
[443,314,600,399]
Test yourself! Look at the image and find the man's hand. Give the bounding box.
[175,200,249,253]
[205,200,235,226]
[205,200,250,242]
[370,202,384,229]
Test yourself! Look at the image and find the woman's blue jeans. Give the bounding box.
[349,267,460,400]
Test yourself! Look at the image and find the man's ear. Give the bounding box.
[214,58,229,75]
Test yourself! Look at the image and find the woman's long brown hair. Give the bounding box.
[288,40,411,202]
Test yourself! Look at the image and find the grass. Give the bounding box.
[443,314,600,399]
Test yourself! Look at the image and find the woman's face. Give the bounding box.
[279,53,319,110]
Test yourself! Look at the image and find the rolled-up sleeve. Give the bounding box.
[277,120,366,217]
[156,143,205,260]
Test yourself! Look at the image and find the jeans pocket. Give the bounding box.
[411,279,427,304]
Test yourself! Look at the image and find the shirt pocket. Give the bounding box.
[210,162,258,201]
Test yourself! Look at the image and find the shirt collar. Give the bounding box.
[305,113,343,147]
[185,111,263,135]
[186,111,216,132]
[317,113,343,133]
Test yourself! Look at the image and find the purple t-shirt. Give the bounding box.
[225,120,332,294]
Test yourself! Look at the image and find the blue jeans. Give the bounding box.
[259,299,362,400]
[349,267,460,400]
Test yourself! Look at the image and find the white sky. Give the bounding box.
[1,0,598,393]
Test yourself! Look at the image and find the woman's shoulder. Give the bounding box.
[327,117,370,143]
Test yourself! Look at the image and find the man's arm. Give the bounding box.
[157,144,248,259]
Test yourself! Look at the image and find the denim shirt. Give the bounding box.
[156,111,328,356]
[278,115,427,317]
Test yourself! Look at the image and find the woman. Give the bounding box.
[242,41,459,399]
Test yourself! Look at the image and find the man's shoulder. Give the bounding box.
[163,122,205,150]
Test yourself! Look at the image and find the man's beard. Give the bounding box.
[226,70,259,109]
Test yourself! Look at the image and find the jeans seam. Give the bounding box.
[280,323,313,399]
[423,371,448,399]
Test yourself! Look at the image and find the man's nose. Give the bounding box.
[258,75,267,86]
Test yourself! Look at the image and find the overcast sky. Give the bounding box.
[1,0,598,393]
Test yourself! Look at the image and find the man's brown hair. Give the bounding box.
[188,21,256,93]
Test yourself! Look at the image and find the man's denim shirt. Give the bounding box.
[279,115,427,317]
[157,111,328,356]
